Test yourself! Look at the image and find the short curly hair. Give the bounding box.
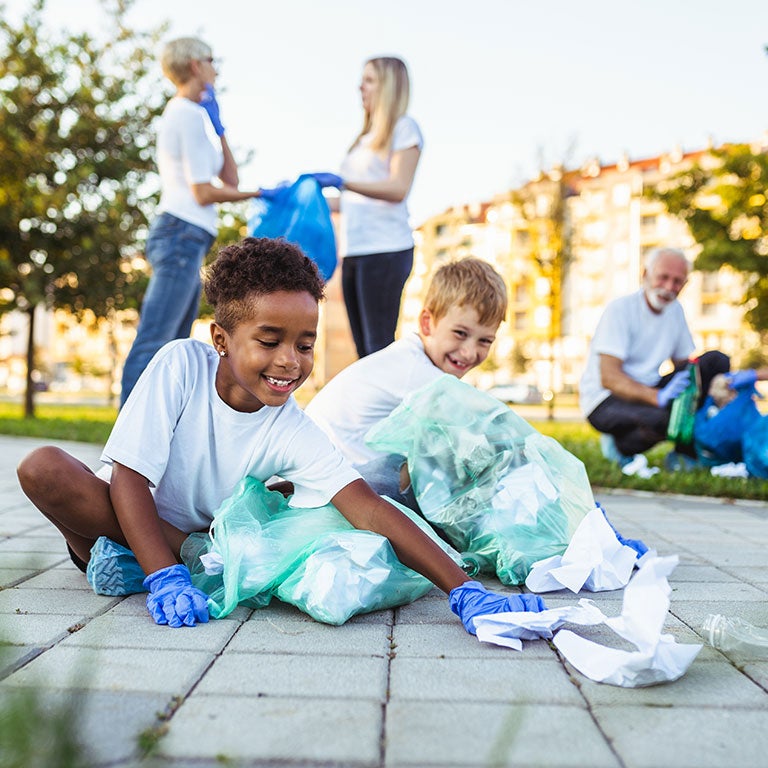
[204,237,325,332]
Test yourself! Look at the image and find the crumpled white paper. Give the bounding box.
[710,462,749,478]
[525,506,641,593]
[474,555,702,687]
[621,454,660,478]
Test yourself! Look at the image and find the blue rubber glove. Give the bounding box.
[309,172,343,189]
[597,502,649,558]
[258,181,291,201]
[726,369,758,390]
[657,370,690,407]
[449,580,547,635]
[200,83,225,136]
[143,564,209,628]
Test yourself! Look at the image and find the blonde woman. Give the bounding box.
[312,56,423,358]
[120,37,264,406]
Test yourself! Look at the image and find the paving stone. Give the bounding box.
[1,646,214,694]
[226,614,391,656]
[60,613,240,651]
[389,657,584,705]
[1,612,86,646]
[15,568,93,591]
[0,586,117,615]
[0,687,170,766]
[196,652,388,700]
[392,622,556,660]
[593,705,768,768]
[385,701,619,767]
[575,658,768,708]
[160,695,382,765]
[0,534,68,554]
[0,552,67,570]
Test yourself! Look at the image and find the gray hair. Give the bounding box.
[160,37,212,85]
[644,247,690,274]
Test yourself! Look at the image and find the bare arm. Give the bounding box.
[332,479,469,594]
[600,354,660,406]
[342,146,421,203]
[191,181,262,206]
[108,462,181,576]
[217,134,239,187]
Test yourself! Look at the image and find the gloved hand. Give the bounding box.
[200,83,225,136]
[449,580,547,635]
[309,172,343,189]
[657,370,690,408]
[597,502,649,558]
[726,369,758,390]
[143,564,209,628]
[258,181,291,201]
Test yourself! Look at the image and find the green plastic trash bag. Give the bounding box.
[365,375,592,585]
[182,477,462,624]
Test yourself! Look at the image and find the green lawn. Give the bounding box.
[1,401,765,501]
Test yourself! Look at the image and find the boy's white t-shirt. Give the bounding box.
[101,340,360,533]
[579,290,695,417]
[305,333,445,466]
[339,115,423,257]
[156,97,222,236]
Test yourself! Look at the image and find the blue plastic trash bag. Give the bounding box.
[743,414,768,479]
[694,389,762,467]
[181,477,462,624]
[365,375,592,585]
[247,174,337,281]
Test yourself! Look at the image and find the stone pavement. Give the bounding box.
[1,435,768,768]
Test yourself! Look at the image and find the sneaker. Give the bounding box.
[664,451,700,473]
[86,536,146,596]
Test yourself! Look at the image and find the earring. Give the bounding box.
[219,350,226,357]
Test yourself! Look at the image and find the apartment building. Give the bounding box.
[409,146,757,396]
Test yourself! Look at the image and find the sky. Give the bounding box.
[6,0,768,226]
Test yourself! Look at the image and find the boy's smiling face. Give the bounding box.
[212,290,318,412]
[419,304,499,378]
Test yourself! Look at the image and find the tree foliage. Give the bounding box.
[0,0,168,414]
[648,143,768,333]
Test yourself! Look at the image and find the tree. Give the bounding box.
[510,166,575,419]
[648,142,768,336]
[0,0,168,415]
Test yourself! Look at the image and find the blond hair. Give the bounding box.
[353,56,410,153]
[424,258,508,327]
[160,37,212,86]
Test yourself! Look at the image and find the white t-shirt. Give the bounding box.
[339,115,423,257]
[101,340,360,532]
[579,290,695,417]
[305,333,445,466]
[156,97,223,236]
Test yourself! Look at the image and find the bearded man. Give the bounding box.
[579,247,729,467]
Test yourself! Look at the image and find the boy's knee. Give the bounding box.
[17,446,68,493]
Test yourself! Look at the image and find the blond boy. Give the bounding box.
[305,258,507,508]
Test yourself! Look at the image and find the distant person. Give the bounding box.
[309,56,423,358]
[305,257,507,509]
[120,37,263,406]
[579,247,729,469]
[17,238,545,633]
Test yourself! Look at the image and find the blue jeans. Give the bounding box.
[356,453,420,512]
[120,213,215,406]
[342,248,413,358]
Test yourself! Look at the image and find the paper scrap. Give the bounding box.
[475,555,702,687]
[525,506,639,593]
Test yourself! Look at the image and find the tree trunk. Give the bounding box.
[24,305,36,418]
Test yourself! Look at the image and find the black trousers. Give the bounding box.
[588,350,730,456]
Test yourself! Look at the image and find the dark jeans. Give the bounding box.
[341,248,414,358]
[120,213,215,407]
[588,350,730,456]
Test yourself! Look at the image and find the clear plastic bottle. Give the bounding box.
[702,614,768,657]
